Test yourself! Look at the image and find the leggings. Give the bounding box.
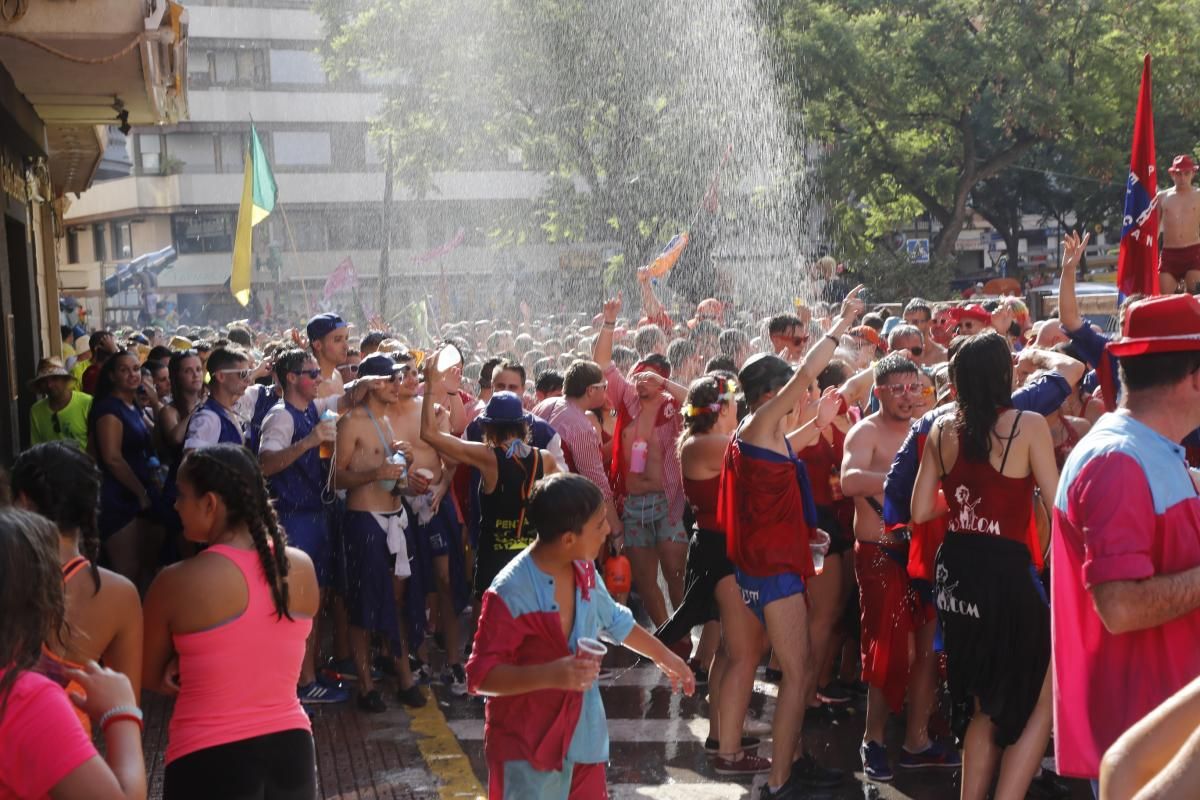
[164,728,317,800]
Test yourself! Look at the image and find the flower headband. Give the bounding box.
[681,378,737,417]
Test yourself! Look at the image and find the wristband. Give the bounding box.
[99,705,144,733]
[602,321,616,328]
[825,334,839,347]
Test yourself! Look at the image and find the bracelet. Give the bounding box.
[825,334,839,346]
[602,321,616,328]
[99,705,144,733]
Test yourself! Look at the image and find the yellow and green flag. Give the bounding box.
[231,124,277,306]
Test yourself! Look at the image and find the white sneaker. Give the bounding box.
[743,714,772,738]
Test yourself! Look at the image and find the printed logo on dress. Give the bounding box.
[935,563,981,618]
[953,485,1001,536]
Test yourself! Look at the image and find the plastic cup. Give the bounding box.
[436,345,461,373]
[576,637,607,665]
[810,530,831,575]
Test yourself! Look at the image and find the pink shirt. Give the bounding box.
[167,545,312,763]
[603,364,685,524]
[1051,413,1200,779]
[0,670,96,799]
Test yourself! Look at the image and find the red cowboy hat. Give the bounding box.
[1169,154,1198,174]
[1099,294,1200,411]
[1108,294,1200,358]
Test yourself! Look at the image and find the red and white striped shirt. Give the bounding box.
[532,396,612,500]
[604,364,685,525]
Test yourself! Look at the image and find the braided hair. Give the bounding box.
[178,445,293,620]
[11,443,103,594]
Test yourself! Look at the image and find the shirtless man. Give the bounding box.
[593,295,689,631]
[334,353,426,712]
[386,352,469,695]
[903,299,948,366]
[308,312,351,399]
[1156,154,1200,294]
[841,354,958,782]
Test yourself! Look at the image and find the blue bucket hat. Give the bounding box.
[477,391,532,425]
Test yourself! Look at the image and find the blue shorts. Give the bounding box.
[734,569,805,622]
[342,510,402,647]
[279,509,333,588]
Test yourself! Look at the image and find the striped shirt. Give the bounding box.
[604,364,685,525]
[533,396,611,500]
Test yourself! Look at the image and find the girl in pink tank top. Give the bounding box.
[144,445,321,800]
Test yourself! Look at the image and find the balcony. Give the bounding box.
[0,0,189,193]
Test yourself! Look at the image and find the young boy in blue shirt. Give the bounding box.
[465,473,694,799]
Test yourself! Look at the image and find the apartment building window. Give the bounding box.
[138,134,163,173]
[269,49,327,85]
[92,225,107,262]
[281,211,328,251]
[218,133,244,173]
[112,222,133,261]
[173,213,235,254]
[273,132,332,167]
[65,229,80,264]
[211,48,267,86]
[170,133,218,173]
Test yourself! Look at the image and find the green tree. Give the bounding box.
[775,0,1200,267]
[315,0,805,293]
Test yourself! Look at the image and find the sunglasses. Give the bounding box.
[215,368,252,380]
[292,368,322,380]
[339,363,359,374]
[910,346,924,357]
[588,380,608,391]
[880,382,925,396]
[790,335,810,347]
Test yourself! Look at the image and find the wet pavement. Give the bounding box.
[141,629,1096,799]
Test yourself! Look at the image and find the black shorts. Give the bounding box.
[164,728,316,800]
[815,504,854,556]
[935,531,1050,746]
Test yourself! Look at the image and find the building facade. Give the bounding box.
[0,0,187,459]
[64,0,603,332]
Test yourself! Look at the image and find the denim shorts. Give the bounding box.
[622,492,687,548]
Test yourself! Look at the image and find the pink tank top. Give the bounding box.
[166,544,312,764]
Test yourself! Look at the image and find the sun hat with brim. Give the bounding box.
[1098,294,1200,412]
[477,391,532,425]
[1107,294,1200,358]
[30,357,73,389]
[1168,154,1197,174]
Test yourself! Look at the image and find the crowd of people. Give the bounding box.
[2,240,1200,800]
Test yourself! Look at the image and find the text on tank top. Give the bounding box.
[937,412,1034,546]
[479,447,544,552]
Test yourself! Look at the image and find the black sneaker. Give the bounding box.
[704,735,760,753]
[758,778,801,800]
[396,683,427,708]
[790,753,844,788]
[688,659,709,686]
[356,689,386,713]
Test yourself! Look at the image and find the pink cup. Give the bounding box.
[576,637,607,665]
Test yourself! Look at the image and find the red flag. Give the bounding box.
[1116,54,1159,299]
[412,228,466,264]
[322,256,358,301]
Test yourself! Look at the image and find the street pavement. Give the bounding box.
[141,632,1095,799]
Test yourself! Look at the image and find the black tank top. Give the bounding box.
[479,447,544,553]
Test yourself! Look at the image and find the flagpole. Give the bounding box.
[278,204,313,316]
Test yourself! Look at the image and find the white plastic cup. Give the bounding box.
[576,637,607,665]
[810,529,831,575]
[436,345,462,373]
